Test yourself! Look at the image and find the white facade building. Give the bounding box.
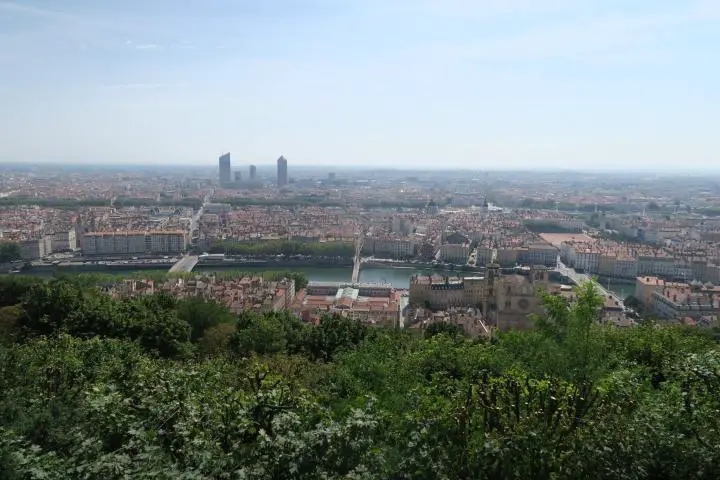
[83,231,187,255]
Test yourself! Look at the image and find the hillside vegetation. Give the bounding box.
[1,277,719,479]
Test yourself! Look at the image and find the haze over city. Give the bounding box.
[6,2,720,474]
[1,0,719,170]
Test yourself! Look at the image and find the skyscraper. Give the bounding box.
[249,165,257,180]
[277,156,288,187]
[234,171,242,182]
[218,153,231,185]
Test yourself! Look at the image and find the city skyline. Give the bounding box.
[5,159,720,175]
[1,0,719,170]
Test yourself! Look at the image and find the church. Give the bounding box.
[408,265,555,330]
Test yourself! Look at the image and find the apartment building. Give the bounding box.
[614,257,638,279]
[636,276,670,308]
[496,248,520,267]
[636,276,720,321]
[373,238,415,259]
[51,230,77,252]
[561,240,658,279]
[149,231,188,254]
[19,238,49,260]
[650,285,720,321]
[707,264,720,284]
[518,244,557,267]
[83,232,146,255]
[475,246,494,266]
[575,250,599,273]
[83,231,186,255]
[597,254,616,277]
[438,243,471,264]
[637,255,675,277]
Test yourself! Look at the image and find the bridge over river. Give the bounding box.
[555,261,626,309]
[351,234,364,283]
[169,255,199,274]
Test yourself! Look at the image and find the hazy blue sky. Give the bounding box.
[1,0,719,170]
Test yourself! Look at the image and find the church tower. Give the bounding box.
[484,263,500,324]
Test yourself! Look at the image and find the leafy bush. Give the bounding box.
[1,277,720,478]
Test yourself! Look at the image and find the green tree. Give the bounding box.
[4,275,720,478]
[198,323,236,356]
[119,298,191,358]
[424,321,464,339]
[232,311,293,356]
[19,279,85,338]
[0,241,21,263]
[175,296,236,342]
[305,314,367,362]
[0,276,43,307]
[0,305,22,344]
[231,310,308,357]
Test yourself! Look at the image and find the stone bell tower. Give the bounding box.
[484,263,500,325]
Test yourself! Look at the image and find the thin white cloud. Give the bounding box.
[424,0,720,60]
[103,83,169,89]
[0,1,72,19]
[135,43,162,50]
[358,0,586,20]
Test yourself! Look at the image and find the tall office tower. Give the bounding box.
[234,171,242,182]
[249,164,257,180]
[277,156,288,187]
[218,153,231,184]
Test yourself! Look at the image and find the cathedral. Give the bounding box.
[408,265,554,330]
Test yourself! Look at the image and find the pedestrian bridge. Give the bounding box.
[554,263,625,308]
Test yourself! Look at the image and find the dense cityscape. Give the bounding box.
[2,156,720,331]
[4,0,720,475]
[4,157,720,477]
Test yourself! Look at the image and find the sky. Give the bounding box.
[1,0,719,170]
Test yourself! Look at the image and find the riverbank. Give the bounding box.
[198,257,353,268]
[363,260,484,272]
[9,260,637,297]
[11,264,450,288]
[22,257,354,274]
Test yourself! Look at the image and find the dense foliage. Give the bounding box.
[1,279,720,478]
[0,241,21,263]
[210,240,356,259]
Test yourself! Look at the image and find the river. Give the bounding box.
[601,280,636,299]
[206,265,435,287]
[18,265,442,289]
[14,264,636,297]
